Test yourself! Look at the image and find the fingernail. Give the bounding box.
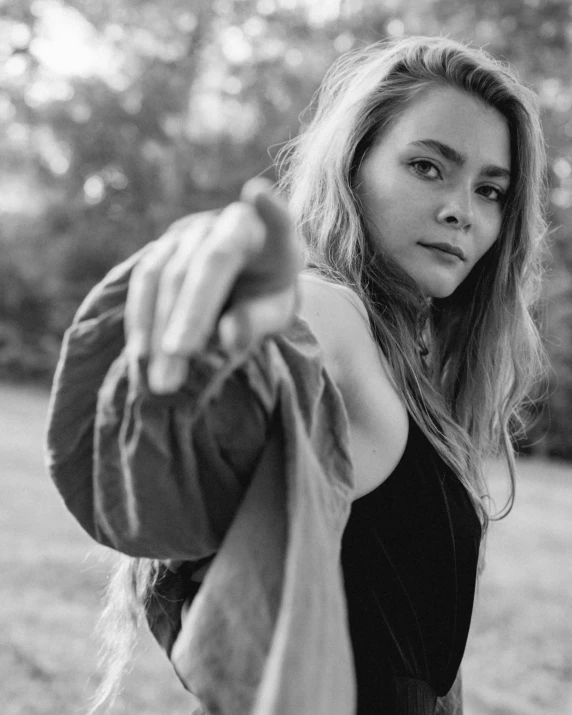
[162,330,200,357]
[148,355,187,394]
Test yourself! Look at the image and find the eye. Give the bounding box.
[477,185,505,203]
[410,159,441,180]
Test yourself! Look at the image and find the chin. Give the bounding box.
[418,279,459,299]
[430,287,458,299]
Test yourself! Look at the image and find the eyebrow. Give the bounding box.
[409,139,511,182]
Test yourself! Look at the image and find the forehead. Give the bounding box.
[382,86,511,169]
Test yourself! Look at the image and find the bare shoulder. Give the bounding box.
[299,272,369,317]
[298,273,394,394]
[298,273,370,374]
[298,273,409,498]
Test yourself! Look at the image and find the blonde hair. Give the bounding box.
[277,35,548,530]
[92,35,548,712]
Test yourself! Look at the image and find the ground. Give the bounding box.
[1,383,571,714]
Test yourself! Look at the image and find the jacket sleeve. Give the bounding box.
[45,242,291,561]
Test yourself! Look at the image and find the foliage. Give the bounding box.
[1,0,571,455]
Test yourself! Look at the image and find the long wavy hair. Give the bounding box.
[277,35,548,529]
[91,36,548,712]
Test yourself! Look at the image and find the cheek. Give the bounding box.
[360,187,395,240]
[476,213,503,260]
[361,178,416,233]
[360,174,391,215]
[364,203,411,255]
[358,159,406,224]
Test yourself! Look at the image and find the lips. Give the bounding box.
[419,242,466,261]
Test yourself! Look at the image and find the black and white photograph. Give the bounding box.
[1,1,571,714]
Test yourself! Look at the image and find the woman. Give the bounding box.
[46,36,547,715]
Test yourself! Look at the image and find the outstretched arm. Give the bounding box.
[46,180,307,559]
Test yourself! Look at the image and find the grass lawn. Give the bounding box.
[1,383,570,714]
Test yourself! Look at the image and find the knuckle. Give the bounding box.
[133,238,176,279]
[204,243,237,268]
[133,259,161,284]
[161,259,187,285]
[168,210,216,234]
[220,201,250,222]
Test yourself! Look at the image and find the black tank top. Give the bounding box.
[341,413,481,714]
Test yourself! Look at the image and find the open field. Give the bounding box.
[1,383,571,715]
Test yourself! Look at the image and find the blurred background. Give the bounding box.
[1,1,570,714]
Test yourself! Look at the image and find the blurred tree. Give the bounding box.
[0,0,570,456]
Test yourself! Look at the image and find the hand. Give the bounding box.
[125,178,301,394]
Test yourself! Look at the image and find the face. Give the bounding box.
[356,86,511,298]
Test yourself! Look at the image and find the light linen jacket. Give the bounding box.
[45,245,463,715]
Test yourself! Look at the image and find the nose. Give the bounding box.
[436,187,473,232]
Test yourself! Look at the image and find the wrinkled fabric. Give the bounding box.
[46,245,356,715]
[46,246,465,715]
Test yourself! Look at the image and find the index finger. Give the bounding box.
[236,178,302,298]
